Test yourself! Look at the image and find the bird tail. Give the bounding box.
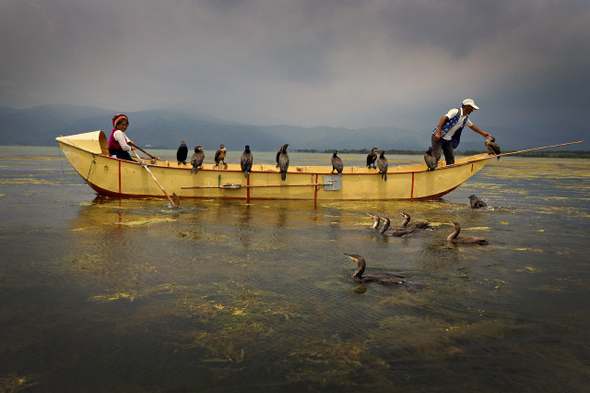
[191,167,199,175]
[382,172,387,181]
[244,171,249,178]
[281,172,286,181]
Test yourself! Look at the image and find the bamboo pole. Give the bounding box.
[132,150,180,207]
[494,140,584,158]
[181,182,333,190]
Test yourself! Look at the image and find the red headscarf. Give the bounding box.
[112,113,129,128]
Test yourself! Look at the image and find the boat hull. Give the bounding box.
[57,131,492,201]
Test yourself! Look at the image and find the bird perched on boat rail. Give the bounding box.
[190,146,205,175]
[278,144,290,181]
[344,253,407,285]
[366,147,378,169]
[485,137,501,160]
[377,150,388,181]
[240,145,253,179]
[468,195,487,209]
[215,144,227,166]
[177,141,188,165]
[424,146,437,171]
[331,150,343,175]
[447,221,488,245]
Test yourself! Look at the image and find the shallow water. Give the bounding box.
[1,148,589,392]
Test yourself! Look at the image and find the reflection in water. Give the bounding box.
[1,155,590,392]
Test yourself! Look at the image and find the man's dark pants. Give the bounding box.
[431,134,455,165]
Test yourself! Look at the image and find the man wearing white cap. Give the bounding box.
[431,99,491,166]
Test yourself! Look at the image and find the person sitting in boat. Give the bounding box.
[108,113,136,161]
[431,99,491,166]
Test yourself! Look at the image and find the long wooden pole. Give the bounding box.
[495,140,584,158]
[132,150,180,207]
[134,145,159,160]
[181,182,333,190]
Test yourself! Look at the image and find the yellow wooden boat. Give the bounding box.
[56,130,494,201]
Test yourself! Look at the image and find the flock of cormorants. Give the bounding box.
[175,137,501,182]
[350,196,489,285]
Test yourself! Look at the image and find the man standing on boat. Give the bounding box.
[431,99,490,166]
[108,113,136,161]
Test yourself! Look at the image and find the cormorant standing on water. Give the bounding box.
[366,213,381,230]
[177,141,188,165]
[424,146,437,171]
[191,146,205,175]
[240,145,253,179]
[379,217,415,237]
[377,151,388,181]
[278,144,290,181]
[399,211,432,230]
[215,144,227,166]
[366,147,378,169]
[447,221,488,245]
[485,137,501,160]
[344,253,407,285]
[331,150,343,175]
[468,195,487,209]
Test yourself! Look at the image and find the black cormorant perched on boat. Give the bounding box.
[344,253,407,284]
[190,146,205,175]
[215,144,227,166]
[331,150,343,175]
[240,145,253,178]
[447,221,488,245]
[377,151,388,181]
[366,213,382,230]
[468,195,487,209]
[278,144,290,181]
[398,211,432,230]
[177,141,188,165]
[379,217,415,237]
[485,137,501,160]
[424,146,437,171]
[366,147,378,169]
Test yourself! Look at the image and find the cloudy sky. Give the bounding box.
[1,0,589,130]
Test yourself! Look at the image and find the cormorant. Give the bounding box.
[468,195,487,209]
[240,145,253,179]
[398,211,432,230]
[214,144,227,166]
[190,146,205,175]
[377,151,388,181]
[379,217,415,237]
[485,137,501,160]
[344,253,407,284]
[447,221,488,245]
[366,213,381,230]
[278,144,290,181]
[177,141,188,165]
[424,146,437,171]
[275,145,283,167]
[331,150,343,175]
[366,147,378,169]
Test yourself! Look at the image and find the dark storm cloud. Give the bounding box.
[1,0,589,130]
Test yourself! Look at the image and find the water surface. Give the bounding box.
[1,148,589,392]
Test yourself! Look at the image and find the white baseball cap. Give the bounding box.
[462,99,479,110]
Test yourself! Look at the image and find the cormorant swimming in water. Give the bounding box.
[485,137,501,160]
[424,146,437,171]
[240,145,253,179]
[398,211,432,230]
[190,146,205,175]
[447,221,488,245]
[379,217,415,237]
[215,144,227,166]
[366,213,381,230]
[377,151,388,181]
[344,253,407,284]
[278,144,290,181]
[177,141,188,165]
[331,150,343,175]
[468,195,487,209]
[366,147,378,169]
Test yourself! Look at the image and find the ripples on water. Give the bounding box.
[0,150,589,392]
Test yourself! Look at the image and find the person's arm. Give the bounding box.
[114,131,134,151]
[434,116,448,141]
[469,124,490,139]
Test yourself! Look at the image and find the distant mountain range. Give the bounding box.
[0,104,586,152]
